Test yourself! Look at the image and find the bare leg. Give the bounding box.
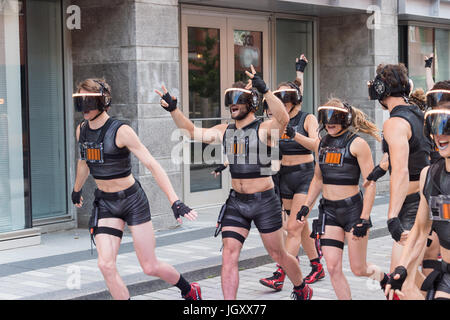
[221,226,249,300]
[129,221,182,285]
[321,225,351,300]
[95,218,128,300]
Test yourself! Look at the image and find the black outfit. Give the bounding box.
[421,158,450,297]
[220,119,282,240]
[382,104,431,231]
[315,132,368,245]
[278,111,314,199]
[79,118,151,241]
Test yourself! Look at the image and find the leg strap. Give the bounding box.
[222,231,246,244]
[423,259,441,270]
[320,238,344,250]
[95,226,123,239]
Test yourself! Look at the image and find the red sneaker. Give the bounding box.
[182,282,202,300]
[304,261,325,284]
[259,264,286,291]
[291,284,313,300]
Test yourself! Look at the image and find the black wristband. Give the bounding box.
[387,266,408,290]
[296,206,309,221]
[214,164,227,173]
[296,59,308,73]
[171,200,191,220]
[161,92,178,112]
[425,57,433,68]
[286,126,296,139]
[352,219,371,238]
[251,74,269,94]
[71,189,82,205]
[367,165,387,182]
[387,217,405,242]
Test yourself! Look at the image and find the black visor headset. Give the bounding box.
[368,66,411,101]
[263,81,302,114]
[73,80,111,113]
[224,88,260,112]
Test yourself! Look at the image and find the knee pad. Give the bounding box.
[320,238,344,250]
[222,231,246,245]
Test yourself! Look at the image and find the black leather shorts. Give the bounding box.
[321,192,372,233]
[436,272,450,295]
[398,192,420,231]
[222,189,282,234]
[279,162,314,199]
[96,181,152,226]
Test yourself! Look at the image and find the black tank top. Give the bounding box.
[318,131,360,186]
[423,158,450,250]
[79,118,132,180]
[223,119,272,179]
[383,105,431,181]
[279,111,312,156]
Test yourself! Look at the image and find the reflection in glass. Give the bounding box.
[276,19,314,114]
[435,29,450,83]
[408,26,434,90]
[234,30,263,83]
[188,27,222,193]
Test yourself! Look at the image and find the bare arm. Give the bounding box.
[352,137,376,220]
[425,54,435,91]
[384,118,411,220]
[73,124,90,207]
[116,125,197,222]
[292,114,319,151]
[155,85,226,144]
[295,54,308,95]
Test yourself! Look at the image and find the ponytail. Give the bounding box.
[350,106,381,142]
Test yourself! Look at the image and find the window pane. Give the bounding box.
[187,27,222,193]
[276,19,314,114]
[435,28,450,83]
[27,0,67,220]
[0,2,26,232]
[408,26,434,90]
[234,30,263,83]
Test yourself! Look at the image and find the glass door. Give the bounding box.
[181,14,229,207]
[181,13,270,207]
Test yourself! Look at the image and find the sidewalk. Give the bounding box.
[0,195,391,300]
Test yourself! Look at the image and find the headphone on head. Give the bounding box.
[287,81,303,105]
[372,66,410,101]
[342,102,353,128]
[93,79,112,109]
[248,88,260,112]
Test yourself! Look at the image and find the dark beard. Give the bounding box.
[231,109,250,121]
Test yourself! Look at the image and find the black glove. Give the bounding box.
[424,57,433,68]
[352,219,371,238]
[296,59,308,73]
[366,165,387,182]
[387,217,405,242]
[214,164,227,174]
[251,74,269,94]
[387,266,408,291]
[285,125,296,139]
[171,200,192,220]
[296,205,309,221]
[160,92,178,112]
[71,189,82,205]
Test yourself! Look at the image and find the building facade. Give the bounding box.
[0,0,449,249]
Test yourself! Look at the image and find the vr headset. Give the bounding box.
[224,88,260,111]
[426,89,450,110]
[368,67,411,101]
[424,109,450,138]
[73,80,111,113]
[317,105,352,128]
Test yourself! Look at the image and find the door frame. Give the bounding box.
[180,11,270,207]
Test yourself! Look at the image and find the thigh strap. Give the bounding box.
[320,238,344,250]
[95,226,123,239]
[222,230,246,244]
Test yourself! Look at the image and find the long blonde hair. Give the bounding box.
[324,98,381,142]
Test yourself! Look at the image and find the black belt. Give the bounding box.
[280,162,314,174]
[94,180,140,201]
[230,188,275,201]
[321,192,363,208]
